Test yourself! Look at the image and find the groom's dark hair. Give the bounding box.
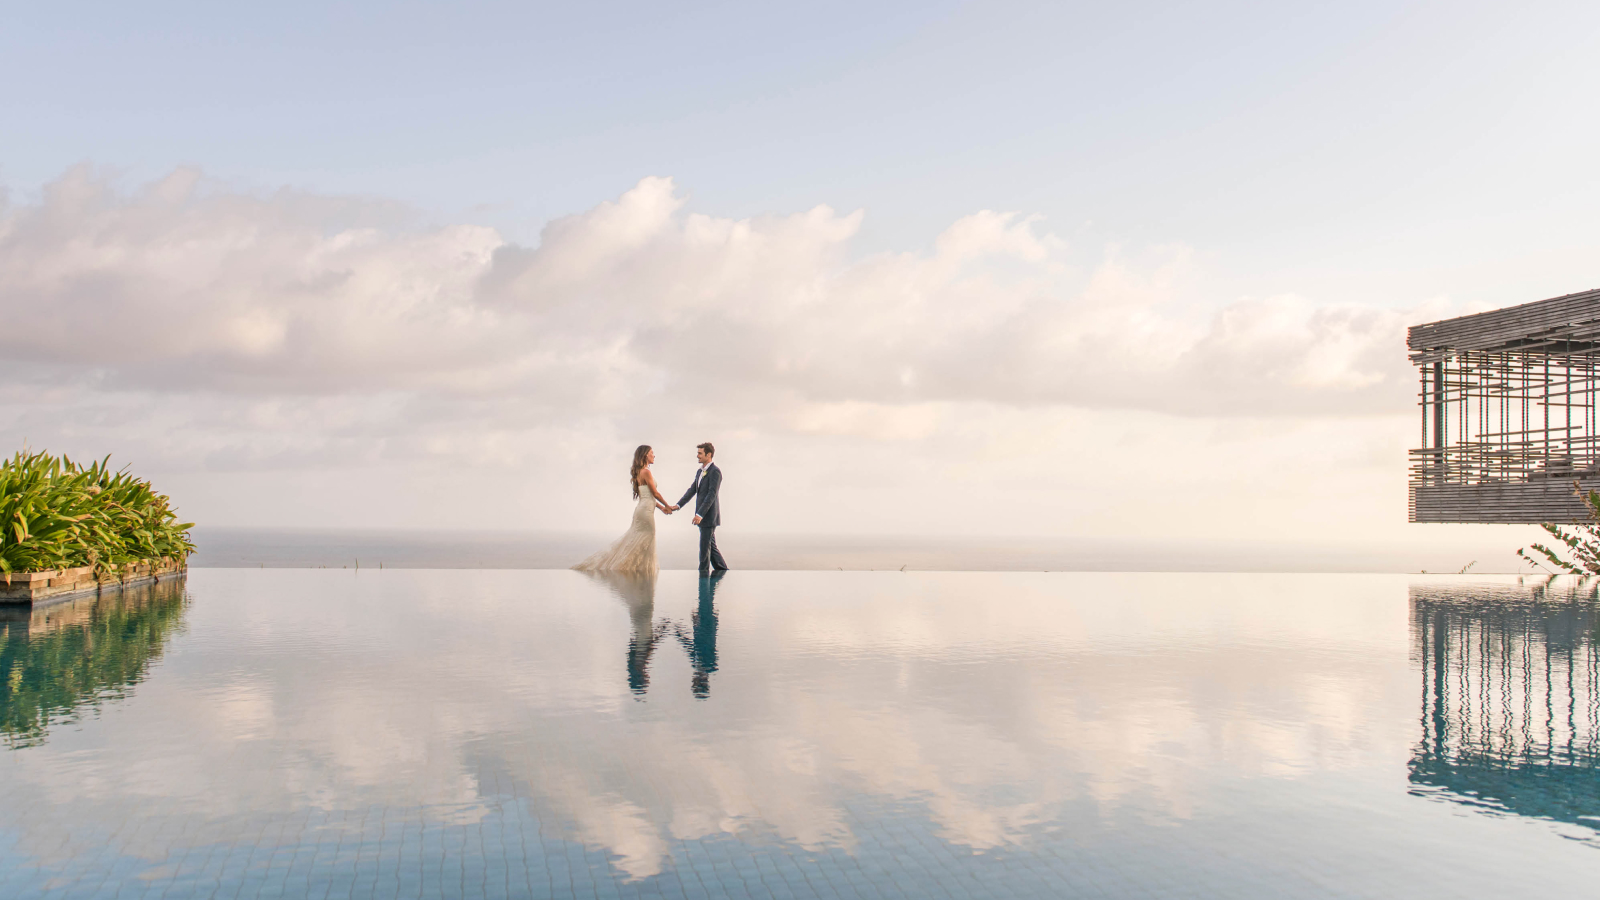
[697,442,715,458]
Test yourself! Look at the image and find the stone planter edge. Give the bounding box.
[0,557,188,606]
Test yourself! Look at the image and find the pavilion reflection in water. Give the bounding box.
[1410,579,1600,835]
[583,570,723,699]
[0,579,188,748]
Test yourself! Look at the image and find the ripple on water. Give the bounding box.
[0,570,1594,898]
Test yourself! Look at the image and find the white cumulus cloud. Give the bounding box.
[0,167,1436,537]
[0,168,1416,418]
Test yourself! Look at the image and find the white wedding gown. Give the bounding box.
[573,488,659,574]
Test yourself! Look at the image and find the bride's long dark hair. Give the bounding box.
[630,445,651,499]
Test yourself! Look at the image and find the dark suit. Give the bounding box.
[677,462,727,573]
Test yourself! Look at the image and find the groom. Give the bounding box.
[673,442,727,575]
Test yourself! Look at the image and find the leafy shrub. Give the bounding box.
[1518,482,1600,574]
[0,451,194,576]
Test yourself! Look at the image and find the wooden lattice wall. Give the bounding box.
[1410,288,1600,523]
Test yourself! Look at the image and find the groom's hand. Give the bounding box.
[692,515,702,525]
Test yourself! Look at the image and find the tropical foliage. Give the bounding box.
[1518,483,1600,575]
[0,451,194,576]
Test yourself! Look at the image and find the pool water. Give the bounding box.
[1,569,1596,898]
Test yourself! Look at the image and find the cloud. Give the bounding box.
[0,166,1445,539]
[1,167,1415,425]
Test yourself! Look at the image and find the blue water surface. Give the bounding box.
[0,570,1596,898]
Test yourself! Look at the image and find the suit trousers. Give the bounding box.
[698,524,728,573]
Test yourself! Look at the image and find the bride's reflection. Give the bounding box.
[585,571,668,697]
[582,570,725,699]
[1409,579,1600,833]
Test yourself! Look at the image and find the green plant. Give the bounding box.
[0,451,194,577]
[1518,482,1600,575]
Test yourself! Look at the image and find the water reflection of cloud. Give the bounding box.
[0,570,1412,880]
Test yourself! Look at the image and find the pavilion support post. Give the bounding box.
[1433,360,1446,481]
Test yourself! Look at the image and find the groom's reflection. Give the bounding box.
[581,570,724,699]
[677,572,723,699]
[586,571,666,697]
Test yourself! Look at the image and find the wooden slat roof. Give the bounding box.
[1408,287,1600,361]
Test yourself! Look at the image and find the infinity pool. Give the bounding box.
[1,570,1596,898]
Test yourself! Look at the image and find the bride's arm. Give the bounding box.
[642,470,671,510]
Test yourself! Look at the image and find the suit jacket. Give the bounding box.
[677,463,722,528]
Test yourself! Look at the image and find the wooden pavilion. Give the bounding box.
[1409,287,1600,523]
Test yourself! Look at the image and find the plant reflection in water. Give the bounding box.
[0,579,188,748]
[584,570,724,699]
[1410,577,1600,837]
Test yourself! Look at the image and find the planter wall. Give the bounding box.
[0,557,187,606]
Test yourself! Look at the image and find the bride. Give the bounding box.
[573,445,673,574]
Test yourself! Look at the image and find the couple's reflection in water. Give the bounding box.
[1410,578,1600,836]
[586,570,723,699]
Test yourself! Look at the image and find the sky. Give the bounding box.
[3,1,1600,554]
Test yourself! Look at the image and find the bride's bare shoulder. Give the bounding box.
[638,467,657,484]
